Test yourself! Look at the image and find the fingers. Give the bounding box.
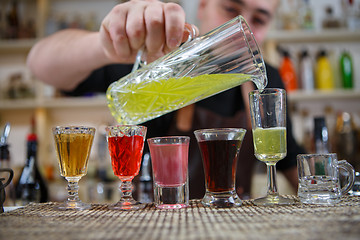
[126,3,146,52]
[100,3,132,62]
[144,3,165,55]
[100,1,187,63]
[163,3,186,51]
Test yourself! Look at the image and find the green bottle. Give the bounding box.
[340,51,353,89]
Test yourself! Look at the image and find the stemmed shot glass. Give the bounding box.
[106,125,147,210]
[249,88,295,205]
[53,126,95,210]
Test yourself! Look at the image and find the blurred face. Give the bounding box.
[197,0,278,45]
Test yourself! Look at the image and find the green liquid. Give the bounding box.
[107,73,253,124]
[253,127,287,163]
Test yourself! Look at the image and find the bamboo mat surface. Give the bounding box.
[1,196,360,240]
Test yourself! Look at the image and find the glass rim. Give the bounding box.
[249,88,286,96]
[198,15,267,88]
[147,136,190,144]
[237,15,267,85]
[297,153,337,159]
[105,125,147,138]
[194,127,247,134]
[105,125,147,130]
[52,125,95,132]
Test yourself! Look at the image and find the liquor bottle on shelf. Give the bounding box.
[5,0,19,39]
[15,120,48,205]
[279,48,298,92]
[299,0,314,29]
[335,112,358,170]
[315,50,334,90]
[299,109,312,153]
[0,123,15,206]
[137,153,153,203]
[299,50,314,91]
[322,6,341,29]
[313,117,331,154]
[340,51,353,89]
[92,129,115,203]
[0,123,11,169]
[334,112,359,195]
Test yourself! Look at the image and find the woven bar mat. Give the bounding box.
[1,196,360,240]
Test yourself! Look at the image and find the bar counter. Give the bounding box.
[1,196,359,240]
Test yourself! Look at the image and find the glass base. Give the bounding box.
[201,190,242,208]
[154,182,188,209]
[156,203,188,209]
[298,192,341,205]
[56,200,91,211]
[253,194,295,206]
[109,198,146,210]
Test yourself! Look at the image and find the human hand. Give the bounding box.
[100,0,191,63]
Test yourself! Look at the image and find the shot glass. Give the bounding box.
[148,136,190,209]
[297,153,355,205]
[194,128,246,208]
[53,126,95,210]
[106,125,147,210]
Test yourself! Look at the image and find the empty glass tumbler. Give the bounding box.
[297,153,355,205]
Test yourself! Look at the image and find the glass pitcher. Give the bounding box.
[106,15,267,125]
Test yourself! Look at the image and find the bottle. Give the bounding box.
[299,0,314,29]
[6,0,19,39]
[85,12,97,31]
[299,50,314,91]
[322,6,341,29]
[343,0,359,30]
[137,153,153,203]
[279,49,298,92]
[57,13,68,30]
[340,51,353,89]
[92,129,114,203]
[335,112,358,169]
[313,117,331,154]
[0,123,15,206]
[315,50,334,90]
[45,11,58,36]
[300,109,312,153]
[335,112,359,195]
[0,123,11,169]
[15,123,48,205]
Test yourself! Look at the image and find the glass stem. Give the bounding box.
[120,180,133,200]
[66,177,81,203]
[266,164,279,197]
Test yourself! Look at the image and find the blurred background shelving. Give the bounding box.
[0,95,107,109]
[266,29,360,42]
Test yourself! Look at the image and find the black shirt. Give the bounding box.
[65,63,305,199]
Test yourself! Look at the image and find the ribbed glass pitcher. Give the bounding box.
[106,16,267,125]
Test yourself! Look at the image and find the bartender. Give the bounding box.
[26,0,305,199]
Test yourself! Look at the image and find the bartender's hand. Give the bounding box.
[27,0,191,91]
[100,0,186,63]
